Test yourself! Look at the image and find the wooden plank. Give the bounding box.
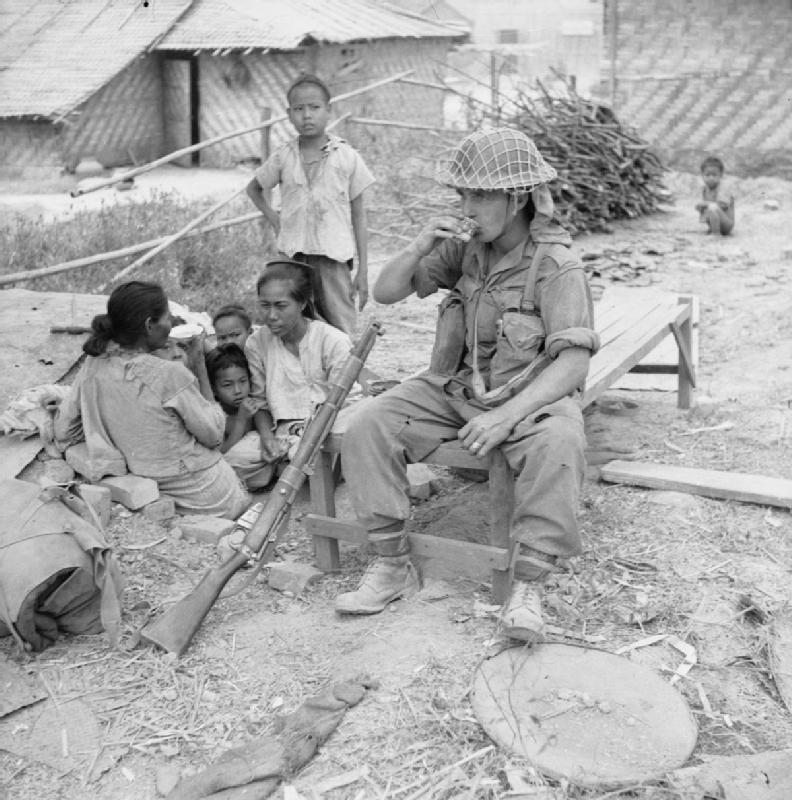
[594,296,672,349]
[409,533,511,582]
[769,611,792,715]
[304,514,368,545]
[600,460,792,509]
[583,303,690,405]
[303,517,511,581]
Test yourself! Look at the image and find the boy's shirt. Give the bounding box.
[255,135,375,262]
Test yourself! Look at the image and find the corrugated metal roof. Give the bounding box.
[157,0,463,51]
[0,0,191,119]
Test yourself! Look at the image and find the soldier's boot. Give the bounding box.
[498,547,558,644]
[335,531,419,615]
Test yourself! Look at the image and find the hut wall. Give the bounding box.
[316,38,450,127]
[603,0,792,176]
[0,120,61,173]
[195,39,451,168]
[59,54,165,170]
[197,51,306,168]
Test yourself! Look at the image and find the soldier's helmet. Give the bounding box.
[438,127,557,192]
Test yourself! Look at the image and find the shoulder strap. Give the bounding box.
[520,243,551,313]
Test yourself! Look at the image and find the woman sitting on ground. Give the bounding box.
[242,260,353,469]
[54,280,250,518]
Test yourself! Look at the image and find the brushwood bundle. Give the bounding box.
[508,80,669,234]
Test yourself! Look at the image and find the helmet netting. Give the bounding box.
[438,128,557,191]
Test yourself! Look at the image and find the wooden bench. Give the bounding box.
[305,291,698,600]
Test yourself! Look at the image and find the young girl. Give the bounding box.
[244,260,353,457]
[205,344,274,490]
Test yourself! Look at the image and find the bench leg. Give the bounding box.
[673,323,693,411]
[488,449,515,604]
[310,449,341,571]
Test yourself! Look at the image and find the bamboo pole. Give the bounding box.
[97,185,248,291]
[0,212,263,287]
[71,70,414,197]
[347,116,465,134]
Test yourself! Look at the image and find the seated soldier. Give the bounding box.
[333,128,600,644]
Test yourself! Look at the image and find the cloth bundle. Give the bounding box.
[0,479,123,652]
[168,678,373,799]
[0,384,71,457]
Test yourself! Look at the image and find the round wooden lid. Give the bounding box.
[471,644,697,789]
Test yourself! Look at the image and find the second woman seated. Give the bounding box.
[211,260,352,490]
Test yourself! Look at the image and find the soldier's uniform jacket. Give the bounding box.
[412,220,600,397]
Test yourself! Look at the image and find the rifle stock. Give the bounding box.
[139,321,382,656]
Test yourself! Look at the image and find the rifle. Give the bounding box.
[140,321,382,657]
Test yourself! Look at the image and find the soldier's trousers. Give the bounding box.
[340,373,586,560]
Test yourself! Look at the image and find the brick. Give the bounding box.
[142,496,176,522]
[98,475,159,510]
[43,459,75,484]
[64,443,103,482]
[267,560,323,595]
[407,463,438,501]
[78,484,112,528]
[178,515,235,545]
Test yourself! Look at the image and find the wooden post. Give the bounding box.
[488,449,515,603]
[260,107,271,163]
[490,51,501,124]
[310,449,342,571]
[608,0,619,110]
[675,295,697,410]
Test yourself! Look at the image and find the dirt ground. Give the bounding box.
[2,170,792,799]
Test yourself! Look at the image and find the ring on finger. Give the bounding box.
[471,442,481,450]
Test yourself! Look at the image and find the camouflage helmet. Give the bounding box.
[438,127,557,192]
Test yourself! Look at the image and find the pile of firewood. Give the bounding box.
[508,79,669,234]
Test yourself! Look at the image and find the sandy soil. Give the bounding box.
[1,171,792,799]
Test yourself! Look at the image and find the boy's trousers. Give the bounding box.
[340,373,586,559]
[293,253,356,335]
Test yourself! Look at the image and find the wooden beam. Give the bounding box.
[304,514,368,545]
[409,533,511,581]
[303,516,511,581]
[600,460,792,509]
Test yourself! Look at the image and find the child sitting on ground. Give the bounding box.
[205,344,279,491]
[245,74,375,335]
[695,155,735,236]
[212,304,253,349]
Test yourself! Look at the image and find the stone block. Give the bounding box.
[78,484,112,528]
[43,459,75,484]
[98,475,159,510]
[407,462,438,501]
[267,560,323,595]
[64,443,100,481]
[178,515,235,545]
[142,496,176,522]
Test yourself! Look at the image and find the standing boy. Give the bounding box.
[695,155,735,236]
[246,75,375,335]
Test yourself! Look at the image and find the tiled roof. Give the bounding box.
[156,0,463,51]
[0,0,191,118]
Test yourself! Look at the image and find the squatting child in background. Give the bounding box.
[245,74,375,335]
[205,344,278,491]
[695,156,735,236]
[212,304,253,349]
